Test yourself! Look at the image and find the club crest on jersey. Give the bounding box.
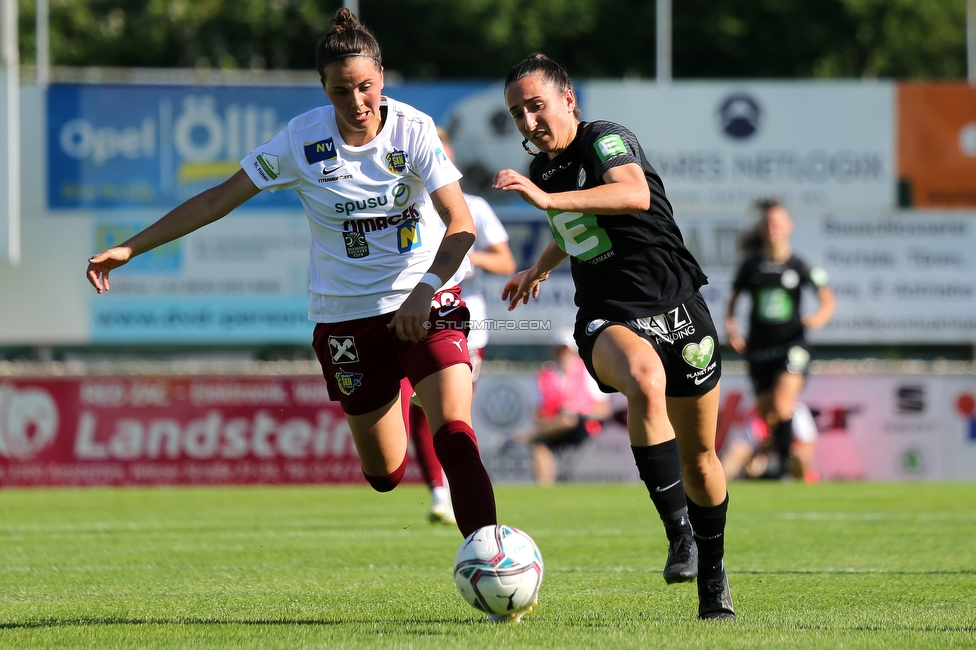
[304,138,337,165]
[335,369,364,396]
[343,231,369,258]
[386,149,408,173]
[328,336,359,364]
[397,217,422,253]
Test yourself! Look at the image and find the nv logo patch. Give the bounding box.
[682,336,715,369]
[594,134,626,162]
[335,369,364,396]
[304,138,337,164]
[328,336,359,363]
[397,218,421,253]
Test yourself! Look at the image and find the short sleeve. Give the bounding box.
[731,258,750,292]
[584,121,643,180]
[410,116,462,195]
[240,127,302,193]
[466,195,509,250]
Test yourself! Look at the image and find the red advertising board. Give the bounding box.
[0,376,422,487]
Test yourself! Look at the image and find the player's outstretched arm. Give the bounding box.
[86,170,260,293]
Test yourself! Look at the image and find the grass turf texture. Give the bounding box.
[0,482,973,649]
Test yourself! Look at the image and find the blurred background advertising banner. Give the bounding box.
[89,215,313,343]
[898,83,976,208]
[0,376,427,487]
[683,211,976,345]
[47,82,492,210]
[582,81,895,213]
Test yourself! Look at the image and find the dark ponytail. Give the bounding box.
[315,8,383,83]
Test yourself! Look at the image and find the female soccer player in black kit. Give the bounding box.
[725,199,836,480]
[494,54,735,621]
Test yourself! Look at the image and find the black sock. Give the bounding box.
[687,493,729,576]
[632,440,688,533]
[773,418,793,477]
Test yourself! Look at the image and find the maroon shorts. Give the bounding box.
[312,286,471,415]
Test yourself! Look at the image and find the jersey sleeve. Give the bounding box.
[466,195,509,250]
[240,126,302,192]
[583,121,643,180]
[731,258,751,292]
[411,115,463,195]
[798,257,830,289]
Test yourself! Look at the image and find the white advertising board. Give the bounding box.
[583,81,895,213]
[472,369,976,483]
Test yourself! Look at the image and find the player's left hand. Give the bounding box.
[86,247,133,293]
[389,284,435,342]
[493,169,550,211]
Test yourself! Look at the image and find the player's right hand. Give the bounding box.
[86,247,133,293]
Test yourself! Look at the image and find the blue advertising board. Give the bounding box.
[48,81,490,210]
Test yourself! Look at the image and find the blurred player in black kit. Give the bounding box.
[725,199,835,481]
[494,53,734,621]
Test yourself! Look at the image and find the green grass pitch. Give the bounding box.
[0,481,973,648]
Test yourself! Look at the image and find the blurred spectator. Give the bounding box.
[512,330,612,486]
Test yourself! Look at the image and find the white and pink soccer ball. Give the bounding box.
[453,524,544,620]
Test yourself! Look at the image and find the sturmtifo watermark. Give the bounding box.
[424,319,552,331]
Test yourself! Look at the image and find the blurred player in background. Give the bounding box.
[86,9,504,564]
[495,53,735,621]
[724,199,836,482]
[511,329,612,486]
[406,127,516,525]
[721,400,820,483]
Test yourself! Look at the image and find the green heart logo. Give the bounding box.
[682,336,715,369]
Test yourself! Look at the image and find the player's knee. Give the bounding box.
[362,454,408,493]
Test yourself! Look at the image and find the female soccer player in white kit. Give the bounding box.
[85,9,502,550]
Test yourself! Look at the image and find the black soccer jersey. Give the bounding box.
[731,253,829,350]
[529,120,707,321]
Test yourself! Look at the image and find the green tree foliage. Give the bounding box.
[16,0,968,79]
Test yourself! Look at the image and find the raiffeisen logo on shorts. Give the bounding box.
[0,384,59,460]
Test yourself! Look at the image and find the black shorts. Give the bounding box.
[747,342,811,394]
[542,417,592,452]
[575,292,721,398]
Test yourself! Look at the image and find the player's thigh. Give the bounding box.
[344,392,410,476]
[413,362,473,432]
[772,371,806,417]
[590,324,667,399]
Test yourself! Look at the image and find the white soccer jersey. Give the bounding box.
[241,96,466,323]
[462,193,509,350]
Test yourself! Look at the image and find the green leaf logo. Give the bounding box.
[682,336,714,369]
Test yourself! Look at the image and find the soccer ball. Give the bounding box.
[453,524,544,622]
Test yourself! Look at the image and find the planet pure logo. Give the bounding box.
[0,384,59,460]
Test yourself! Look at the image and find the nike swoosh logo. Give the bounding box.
[438,306,460,317]
[322,163,345,174]
[694,372,715,386]
[655,479,681,493]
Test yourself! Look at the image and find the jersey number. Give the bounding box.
[547,211,612,262]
